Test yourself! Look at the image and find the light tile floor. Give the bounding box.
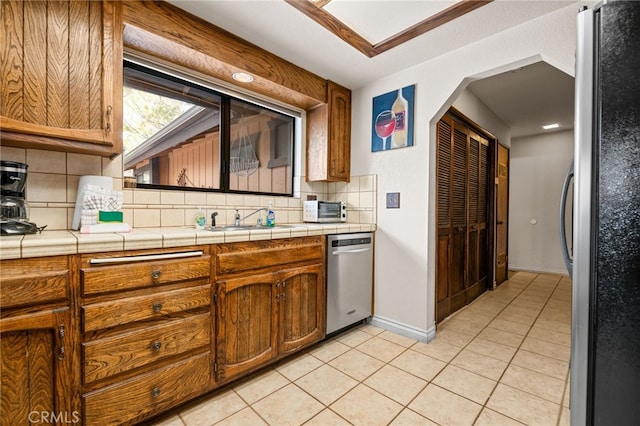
[152,271,571,426]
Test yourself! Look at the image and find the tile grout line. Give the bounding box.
[174,271,571,426]
[475,273,568,424]
[380,271,541,425]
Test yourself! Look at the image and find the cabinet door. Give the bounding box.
[1,309,77,424]
[277,264,325,355]
[327,81,351,181]
[215,273,277,382]
[0,0,122,156]
[306,81,351,182]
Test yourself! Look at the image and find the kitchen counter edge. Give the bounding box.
[0,223,376,259]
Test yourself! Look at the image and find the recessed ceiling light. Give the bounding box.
[542,123,560,130]
[232,72,254,83]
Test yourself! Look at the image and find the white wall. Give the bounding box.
[452,90,511,148]
[351,3,581,339]
[509,130,574,274]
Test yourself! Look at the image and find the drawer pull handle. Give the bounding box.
[89,250,204,265]
[151,341,162,352]
[151,387,161,398]
[152,302,163,313]
[151,270,162,280]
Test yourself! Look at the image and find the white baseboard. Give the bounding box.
[509,264,569,275]
[369,315,436,343]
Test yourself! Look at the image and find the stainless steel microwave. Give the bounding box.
[303,200,347,223]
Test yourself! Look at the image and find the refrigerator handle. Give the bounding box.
[560,161,574,278]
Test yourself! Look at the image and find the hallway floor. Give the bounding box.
[153,271,572,426]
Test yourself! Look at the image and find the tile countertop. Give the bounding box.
[0,223,376,260]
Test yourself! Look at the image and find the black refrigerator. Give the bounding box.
[563,1,640,425]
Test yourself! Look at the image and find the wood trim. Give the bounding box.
[285,0,493,58]
[0,129,117,156]
[284,0,377,57]
[0,115,111,144]
[121,1,327,109]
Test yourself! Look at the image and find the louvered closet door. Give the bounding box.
[436,119,453,322]
[449,125,468,313]
[436,113,491,323]
[467,133,490,301]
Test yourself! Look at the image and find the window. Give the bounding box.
[123,60,295,195]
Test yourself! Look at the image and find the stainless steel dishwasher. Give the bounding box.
[326,233,373,334]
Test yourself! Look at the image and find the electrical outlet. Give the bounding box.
[386,192,400,208]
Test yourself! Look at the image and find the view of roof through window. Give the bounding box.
[122,86,194,154]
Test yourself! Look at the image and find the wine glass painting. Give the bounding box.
[374,110,396,150]
[371,84,415,152]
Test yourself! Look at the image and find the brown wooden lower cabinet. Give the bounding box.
[0,256,79,425]
[278,264,325,356]
[216,271,279,382]
[83,353,210,425]
[215,262,325,382]
[79,247,214,425]
[1,237,328,425]
[214,238,326,383]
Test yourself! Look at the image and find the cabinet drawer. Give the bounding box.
[83,313,211,383]
[81,255,210,296]
[0,257,68,309]
[82,285,210,332]
[83,352,210,425]
[216,237,323,275]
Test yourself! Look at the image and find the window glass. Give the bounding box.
[229,99,294,194]
[123,61,295,195]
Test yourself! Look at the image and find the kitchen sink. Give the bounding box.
[206,224,295,232]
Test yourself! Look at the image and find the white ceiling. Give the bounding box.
[166,0,578,137]
[467,61,575,138]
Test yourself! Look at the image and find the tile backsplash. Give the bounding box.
[1,146,376,230]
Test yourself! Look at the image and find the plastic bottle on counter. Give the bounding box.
[195,207,206,230]
[266,203,275,227]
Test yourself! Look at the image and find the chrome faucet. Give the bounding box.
[235,208,267,226]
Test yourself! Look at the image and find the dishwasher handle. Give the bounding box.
[331,247,370,255]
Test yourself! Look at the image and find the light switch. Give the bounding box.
[386,192,400,208]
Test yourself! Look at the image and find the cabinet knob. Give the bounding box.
[152,302,163,313]
[151,387,161,398]
[275,294,279,302]
[151,270,162,280]
[151,341,162,352]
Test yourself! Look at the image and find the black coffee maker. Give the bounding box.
[0,161,46,235]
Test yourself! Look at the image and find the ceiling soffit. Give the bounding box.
[285,0,493,58]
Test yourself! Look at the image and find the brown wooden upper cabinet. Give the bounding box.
[0,0,123,157]
[307,81,352,182]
